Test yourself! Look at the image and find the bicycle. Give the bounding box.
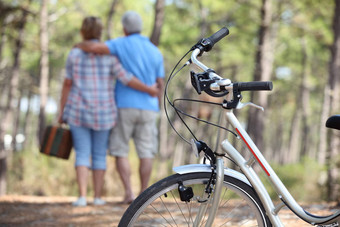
[119,27,340,227]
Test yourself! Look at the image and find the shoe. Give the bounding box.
[72,197,87,207]
[93,198,106,206]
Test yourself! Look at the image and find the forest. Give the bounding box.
[0,0,339,203]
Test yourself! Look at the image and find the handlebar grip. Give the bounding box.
[199,27,229,52]
[236,81,273,91]
[206,27,230,46]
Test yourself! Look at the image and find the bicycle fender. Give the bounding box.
[173,164,252,187]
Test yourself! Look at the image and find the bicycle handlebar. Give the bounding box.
[198,27,230,52]
[236,81,273,91]
[207,27,230,46]
[189,27,273,104]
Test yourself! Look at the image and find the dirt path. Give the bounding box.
[0,196,129,226]
[0,195,338,226]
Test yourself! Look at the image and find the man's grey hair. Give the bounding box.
[122,11,143,34]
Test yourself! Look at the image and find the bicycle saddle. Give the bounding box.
[326,115,340,130]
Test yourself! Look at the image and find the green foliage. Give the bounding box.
[1,0,339,201]
[6,142,167,197]
[8,147,78,196]
[7,146,328,202]
[260,158,327,202]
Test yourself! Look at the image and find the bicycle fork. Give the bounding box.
[194,157,225,227]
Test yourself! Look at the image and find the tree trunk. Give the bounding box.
[0,5,29,196]
[287,109,301,163]
[318,85,331,164]
[328,127,340,202]
[11,88,23,152]
[246,0,274,152]
[150,0,165,46]
[0,17,9,117]
[22,86,33,148]
[0,146,6,196]
[0,5,18,66]
[151,0,166,176]
[327,0,340,202]
[0,20,6,65]
[198,0,209,39]
[286,37,311,163]
[105,0,118,40]
[299,37,311,160]
[38,0,49,144]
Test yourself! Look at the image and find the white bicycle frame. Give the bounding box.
[173,48,340,227]
[222,110,340,226]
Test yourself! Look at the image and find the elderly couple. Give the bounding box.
[58,11,164,206]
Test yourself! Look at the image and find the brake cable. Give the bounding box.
[164,48,238,146]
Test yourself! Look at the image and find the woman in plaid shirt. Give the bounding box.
[58,17,158,207]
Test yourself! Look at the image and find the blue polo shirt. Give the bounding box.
[105,34,164,111]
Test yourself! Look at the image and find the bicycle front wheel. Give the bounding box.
[119,172,271,227]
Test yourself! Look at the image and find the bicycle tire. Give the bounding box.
[119,172,272,227]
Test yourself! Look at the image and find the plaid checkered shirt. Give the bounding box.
[62,46,132,130]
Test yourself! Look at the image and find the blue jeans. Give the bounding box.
[70,124,110,170]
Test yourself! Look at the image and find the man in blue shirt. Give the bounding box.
[77,11,164,204]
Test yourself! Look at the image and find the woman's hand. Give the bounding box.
[148,83,160,97]
[57,113,65,124]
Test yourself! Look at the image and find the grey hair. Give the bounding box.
[122,11,143,34]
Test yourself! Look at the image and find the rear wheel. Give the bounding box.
[119,172,272,226]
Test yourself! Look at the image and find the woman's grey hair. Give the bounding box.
[122,11,143,34]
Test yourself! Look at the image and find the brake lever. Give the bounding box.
[236,101,264,111]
